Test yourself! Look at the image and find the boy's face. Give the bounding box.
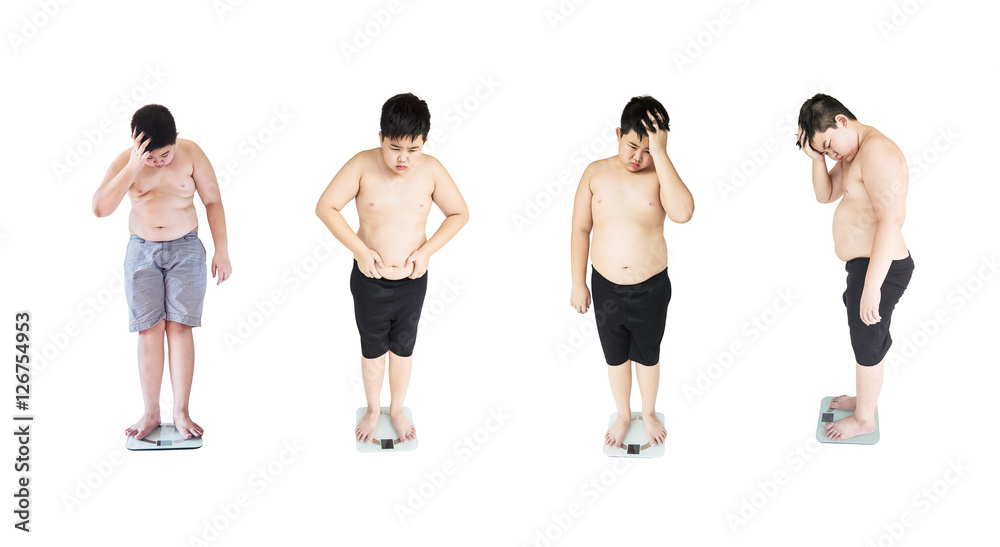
[146,144,175,169]
[379,133,425,175]
[809,115,856,162]
[616,128,652,172]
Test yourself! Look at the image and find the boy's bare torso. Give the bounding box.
[123,139,199,242]
[590,157,668,285]
[832,129,908,261]
[355,149,433,280]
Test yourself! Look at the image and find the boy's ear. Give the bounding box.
[835,115,850,128]
[378,131,383,142]
[615,127,622,139]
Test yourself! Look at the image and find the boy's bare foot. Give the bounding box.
[829,394,857,411]
[605,414,631,448]
[173,411,204,439]
[642,412,667,446]
[390,409,416,443]
[356,408,381,443]
[125,412,161,440]
[823,414,876,441]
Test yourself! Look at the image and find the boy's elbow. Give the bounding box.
[668,204,694,224]
[680,204,695,223]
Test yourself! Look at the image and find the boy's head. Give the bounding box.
[796,93,858,162]
[379,93,431,175]
[130,104,178,168]
[617,95,670,172]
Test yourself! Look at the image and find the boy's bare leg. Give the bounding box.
[388,351,416,442]
[825,361,883,440]
[636,362,667,445]
[356,353,386,443]
[605,361,632,448]
[165,321,202,439]
[125,320,166,440]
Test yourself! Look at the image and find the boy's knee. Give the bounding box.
[138,320,166,336]
[164,321,192,334]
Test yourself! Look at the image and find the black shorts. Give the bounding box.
[843,253,914,366]
[591,266,671,366]
[350,260,428,359]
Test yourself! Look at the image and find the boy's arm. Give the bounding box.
[405,158,469,278]
[858,140,908,325]
[643,114,694,223]
[191,141,232,285]
[93,130,149,217]
[798,128,844,203]
[570,164,594,314]
[316,154,384,277]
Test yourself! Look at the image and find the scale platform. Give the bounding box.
[126,423,203,451]
[603,412,666,458]
[356,407,417,452]
[816,396,880,445]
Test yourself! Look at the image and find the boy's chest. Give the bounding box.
[130,167,196,199]
[840,161,869,202]
[591,178,663,218]
[357,178,433,213]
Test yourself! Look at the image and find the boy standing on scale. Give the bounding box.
[570,96,694,449]
[796,93,914,441]
[316,93,469,445]
[93,104,232,441]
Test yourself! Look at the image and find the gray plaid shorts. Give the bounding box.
[124,231,207,332]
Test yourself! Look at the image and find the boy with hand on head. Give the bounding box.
[93,104,232,441]
[570,96,694,449]
[796,93,913,441]
[316,93,469,445]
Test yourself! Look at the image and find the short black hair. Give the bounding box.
[380,93,430,142]
[796,94,857,149]
[620,95,670,140]
[130,104,177,152]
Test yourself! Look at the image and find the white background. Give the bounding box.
[2,0,998,545]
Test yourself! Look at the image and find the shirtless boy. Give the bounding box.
[93,104,231,441]
[316,93,469,445]
[570,96,694,449]
[796,94,914,441]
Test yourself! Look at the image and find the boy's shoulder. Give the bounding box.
[175,137,198,151]
[585,157,626,184]
[175,138,211,161]
[584,157,614,176]
[858,130,904,170]
[420,153,446,174]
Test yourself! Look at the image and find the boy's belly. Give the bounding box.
[360,226,428,280]
[832,200,906,261]
[129,195,198,242]
[591,223,668,285]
